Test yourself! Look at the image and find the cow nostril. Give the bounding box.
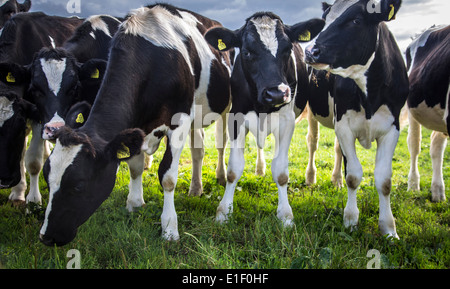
[312,47,321,57]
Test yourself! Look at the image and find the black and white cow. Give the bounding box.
[205,13,324,226]
[39,4,232,246]
[406,24,449,202]
[305,0,409,238]
[0,12,83,204]
[0,15,120,140]
[0,0,31,29]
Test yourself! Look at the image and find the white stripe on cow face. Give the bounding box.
[322,0,359,32]
[40,57,67,96]
[0,96,14,127]
[40,142,83,236]
[251,17,278,58]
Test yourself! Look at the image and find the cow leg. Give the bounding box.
[407,114,421,191]
[332,136,343,188]
[256,148,266,176]
[430,131,447,202]
[272,115,295,227]
[336,125,362,230]
[159,114,191,241]
[215,113,228,186]
[305,108,318,185]
[189,128,204,196]
[25,123,45,205]
[216,127,247,223]
[375,128,399,239]
[126,152,146,211]
[8,136,28,204]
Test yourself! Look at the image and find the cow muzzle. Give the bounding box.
[305,44,331,71]
[262,84,291,107]
[43,122,65,140]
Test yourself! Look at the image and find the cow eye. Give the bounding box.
[243,50,252,58]
[352,19,361,25]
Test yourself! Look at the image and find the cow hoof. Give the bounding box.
[188,183,203,197]
[162,229,180,242]
[10,199,26,209]
[126,201,145,212]
[343,209,359,230]
[431,185,446,202]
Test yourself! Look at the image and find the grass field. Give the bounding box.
[0,119,449,269]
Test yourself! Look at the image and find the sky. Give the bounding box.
[28,0,449,52]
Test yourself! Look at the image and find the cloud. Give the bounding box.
[29,0,447,52]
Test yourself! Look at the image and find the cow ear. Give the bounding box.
[79,59,107,81]
[105,128,145,161]
[286,18,325,43]
[19,0,32,12]
[205,27,241,51]
[18,98,39,123]
[0,63,31,86]
[322,2,332,12]
[370,0,402,22]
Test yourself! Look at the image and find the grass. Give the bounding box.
[0,119,449,269]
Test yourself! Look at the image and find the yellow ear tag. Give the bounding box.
[91,68,100,79]
[217,39,227,51]
[388,4,395,20]
[6,72,16,83]
[117,143,131,159]
[76,113,84,124]
[298,30,311,42]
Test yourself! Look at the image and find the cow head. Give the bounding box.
[0,0,31,28]
[0,91,38,188]
[305,0,402,83]
[0,47,107,140]
[40,127,145,246]
[205,13,324,111]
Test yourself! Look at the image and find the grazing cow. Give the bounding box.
[0,0,31,28]
[406,24,449,202]
[205,12,325,226]
[305,0,409,238]
[0,12,83,205]
[39,4,232,246]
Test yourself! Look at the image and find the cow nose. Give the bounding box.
[263,87,289,106]
[0,178,14,189]
[39,234,56,246]
[305,46,321,63]
[43,122,65,140]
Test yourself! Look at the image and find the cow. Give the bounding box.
[0,15,121,140]
[0,0,31,29]
[0,12,83,205]
[406,24,449,203]
[39,4,232,246]
[205,12,325,226]
[305,0,409,239]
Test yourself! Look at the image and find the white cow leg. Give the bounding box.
[375,128,399,239]
[336,124,362,231]
[331,137,343,188]
[189,128,204,196]
[305,109,318,185]
[272,117,295,227]
[25,123,45,205]
[430,131,447,202]
[216,128,247,224]
[159,116,191,241]
[126,152,146,211]
[255,147,266,176]
[215,113,228,186]
[407,114,421,191]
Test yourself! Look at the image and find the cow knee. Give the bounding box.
[346,174,361,190]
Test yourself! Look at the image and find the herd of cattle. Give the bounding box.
[0,0,448,247]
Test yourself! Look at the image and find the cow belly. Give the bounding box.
[336,105,396,149]
[409,101,447,133]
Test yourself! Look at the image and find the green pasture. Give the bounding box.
[0,119,449,269]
